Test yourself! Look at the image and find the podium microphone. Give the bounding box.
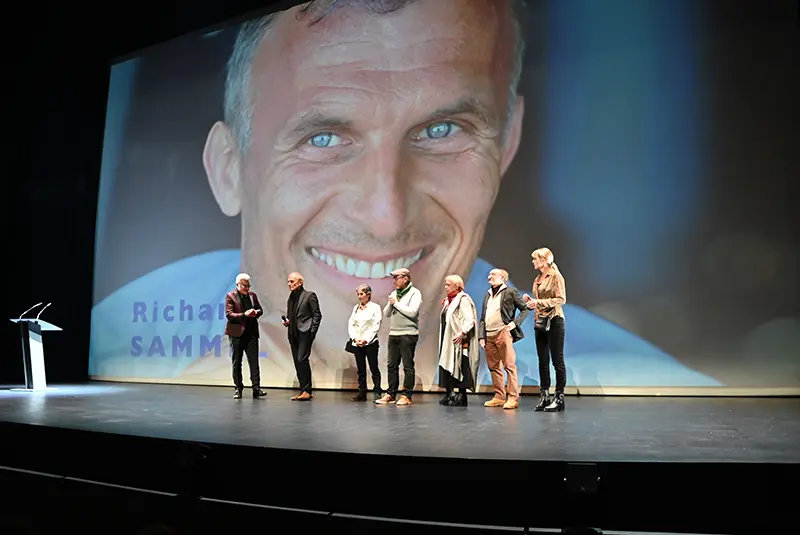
[17,302,42,320]
[35,303,52,321]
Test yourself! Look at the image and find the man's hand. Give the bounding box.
[479,339,486,349]
[387,295,396,305]
[356,339,367,346]
[505,321,516,331]
[525,299,537,310]
[245,308,257,317]
[453,332,463,345]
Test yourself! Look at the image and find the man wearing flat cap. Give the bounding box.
[377,268,423,406]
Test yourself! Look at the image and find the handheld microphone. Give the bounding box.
[35,303,52,321]
[17,302,42,320]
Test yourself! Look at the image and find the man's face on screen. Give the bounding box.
[205,0,523,377]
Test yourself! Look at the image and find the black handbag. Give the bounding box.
[345,340,356,353]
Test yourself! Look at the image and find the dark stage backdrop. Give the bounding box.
[2,0,291,385]
[5,0,797,395]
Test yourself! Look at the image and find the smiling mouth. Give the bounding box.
[306,247,426,279]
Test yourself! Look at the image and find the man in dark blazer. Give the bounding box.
[225,273,267,399]
[282,272,322,400]
[479,268,529,410]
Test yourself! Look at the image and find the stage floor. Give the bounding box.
[1,382,798,463]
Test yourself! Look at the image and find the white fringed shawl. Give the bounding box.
[437,291,480,391]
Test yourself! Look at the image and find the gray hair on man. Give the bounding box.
[224,0,529,154]
[490,268,509,282]
[236,273,251,284]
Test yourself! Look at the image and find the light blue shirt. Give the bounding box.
[89,250,721,387]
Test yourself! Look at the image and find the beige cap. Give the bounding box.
[390,267,410,278]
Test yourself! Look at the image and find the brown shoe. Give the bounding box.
[502,399,519,410]
[396,395,412,406]
[291,392,312,401]
[375,394,396,404]
[484,397,505,407]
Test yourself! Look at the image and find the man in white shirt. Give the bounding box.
[377,268,423,406]
[347,284,383,401]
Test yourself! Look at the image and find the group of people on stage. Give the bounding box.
[224,247,567,412]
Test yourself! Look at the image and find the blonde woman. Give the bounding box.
[437,275,480,406]
[524,248,567,412]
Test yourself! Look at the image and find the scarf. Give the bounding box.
[395,281,413,300]
[441,290,459,307]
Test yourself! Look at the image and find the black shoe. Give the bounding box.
[534,390,550,411]
[544,391,565,412]
[233,389,242,399]
[252,388,268,399]
[451,393,468,407]
[439,392,454,405]
[351,393,368,402]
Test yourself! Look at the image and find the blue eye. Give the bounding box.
[426,122,452,139]
[309,133,334,147]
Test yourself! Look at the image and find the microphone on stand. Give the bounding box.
[17,302,42,320]
[35,303,52,321]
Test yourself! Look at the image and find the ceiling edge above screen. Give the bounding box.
[109,0,304,66]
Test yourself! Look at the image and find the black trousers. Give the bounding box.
[230,333,260,390]
[289,330,314,394]
[387,334,418,398]
[534,316,566,391]
[353,341,381,395]
[439,354,472,392]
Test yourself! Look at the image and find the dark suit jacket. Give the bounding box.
[479,285,529,343]
[287,288,322,337]
[225,290,263,337]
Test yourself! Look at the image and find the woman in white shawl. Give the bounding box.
[437,275,481,406]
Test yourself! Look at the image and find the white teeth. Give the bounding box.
[370,262,385,279]
[309,248,423,279]
[356,261,371,278]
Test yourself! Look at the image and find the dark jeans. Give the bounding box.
[534,316,566,391]
[353,341,381,395]
[290,330,314,394]
[230,334,260,390]
[387,334,418,398]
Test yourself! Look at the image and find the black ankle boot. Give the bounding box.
[451,392,468,406]
[440,392,454,405]
[534,389,550,411]
[544,390,565,412]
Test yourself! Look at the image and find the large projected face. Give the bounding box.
[89,0,800,391]
[203,0,523,380]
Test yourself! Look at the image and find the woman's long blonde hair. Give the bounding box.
[531,247,554,266]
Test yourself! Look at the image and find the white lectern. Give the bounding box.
[9,318,62,390]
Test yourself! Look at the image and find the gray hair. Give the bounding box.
[490,268,509,282]
[444,274,465,291]
[356,284,372,296]
[235,272,251,283]
[224,0,528,154]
